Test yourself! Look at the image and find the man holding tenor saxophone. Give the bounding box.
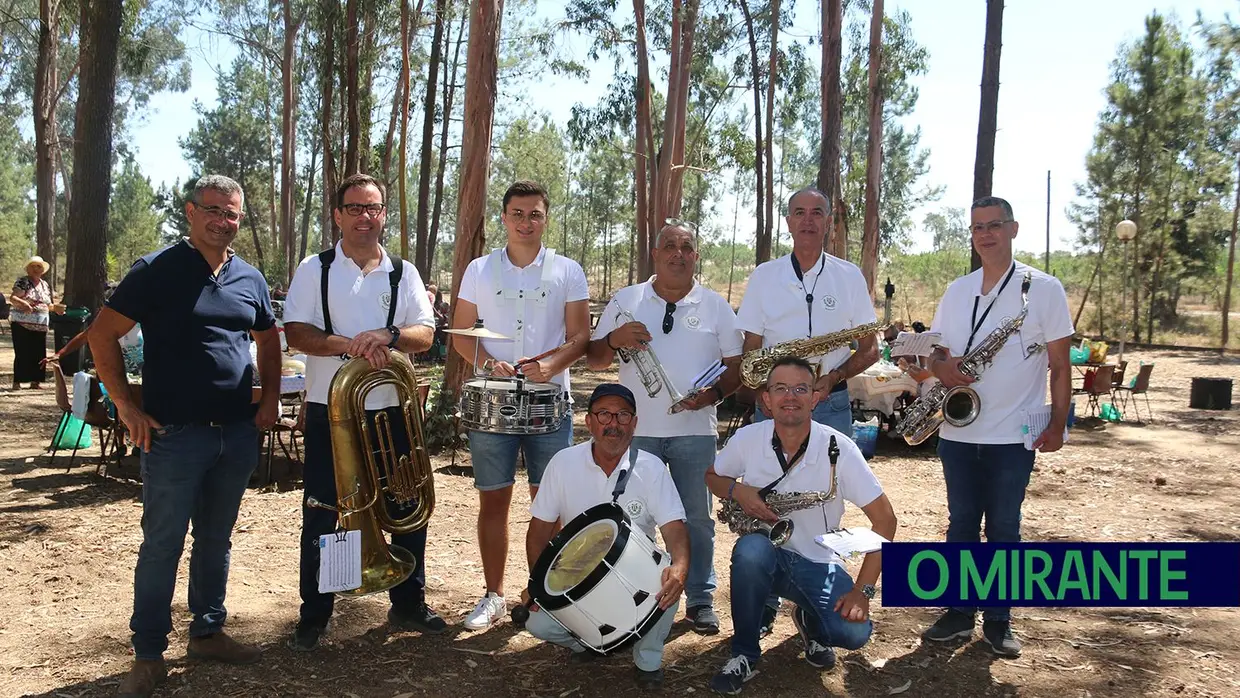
[705,356,896,695]
[284,173,442,651]
[587,221,744,634]
[915,197,1073,657]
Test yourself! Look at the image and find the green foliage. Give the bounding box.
[108,156,164,278]
[0,110,34,284]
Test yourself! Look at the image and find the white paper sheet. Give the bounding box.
[317,530,362,594]
[889,332,942,358]
[1021,404,1069,451]
[815,527,890,558]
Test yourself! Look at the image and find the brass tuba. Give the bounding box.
[306,351,436,596]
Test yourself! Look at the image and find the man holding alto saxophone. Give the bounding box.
[705,356,896,695]
[916,197,1073,657]
[587,221,744,635]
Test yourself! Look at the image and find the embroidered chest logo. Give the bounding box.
[625,499,645,518]
[822,295,837,310]
[379,292,392,310]
[685,315,701,329]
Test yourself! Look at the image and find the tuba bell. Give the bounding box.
[306,351,436,596]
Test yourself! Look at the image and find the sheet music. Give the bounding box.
[317,530,362,594]
[815,527,890,558]
[1022,404,1069,451]
[690,360,726,390]
[889,332,942,357]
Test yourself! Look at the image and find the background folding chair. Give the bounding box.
[1084,363,1115,418]
[720,389,755,447]
[47,364,117,471]
[1110,360,1128,390]
[1113,363,1155,423]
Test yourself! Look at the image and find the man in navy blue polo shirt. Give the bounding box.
[89,174,281,698]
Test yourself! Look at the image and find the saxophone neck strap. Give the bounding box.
[965,261,1017,355]
[760,429,811,498]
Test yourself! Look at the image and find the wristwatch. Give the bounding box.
[861,584,877,600]
[386,325,400,348]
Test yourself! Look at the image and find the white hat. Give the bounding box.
[25,256,50,273]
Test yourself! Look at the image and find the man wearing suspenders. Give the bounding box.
[283,174,440,650]
[451,180,591,631]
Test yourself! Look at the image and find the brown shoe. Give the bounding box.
[116,658,166,697]
[186,632,262,665]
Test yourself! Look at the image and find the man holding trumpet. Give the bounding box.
[587,220,743,635]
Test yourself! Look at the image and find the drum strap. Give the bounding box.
[610,446,640,503]
[489,246,558,363]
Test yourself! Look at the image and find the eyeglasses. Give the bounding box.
[768,383,812,397]
[662,302,676,334]
[194,204,245,223]
[507,210,547,224]
[664,217,698,233]
[971,220,1012,234]
[341,203,386,217]
[591,409,634,425]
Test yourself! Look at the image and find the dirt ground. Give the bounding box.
[2,332,1239,698]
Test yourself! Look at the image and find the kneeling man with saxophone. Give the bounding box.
[705,356,896,695]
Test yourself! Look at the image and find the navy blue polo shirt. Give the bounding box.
[107,240,276,425]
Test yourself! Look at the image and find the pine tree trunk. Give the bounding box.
[344,0,361,174]
[65,0,123,312]
[300,143,318,261]
[736,0,765,264]
[281,0,302,285]
[971,0,1004,272]
[319,0,337,247]
[818,0,843,257]
[34,0,59,274]
[762,0,780,263]
[415,0,447,277]
[428,9,467,275]
[1223,155,1239,348]
[632,0,655,282]
[859,0,884,297]
[445,0,504,392]
[397,0,412,259]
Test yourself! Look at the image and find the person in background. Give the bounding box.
[9,255,58,390]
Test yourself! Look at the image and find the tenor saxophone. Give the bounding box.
[717,435,841,546]
[740,321,887,389]
[896,272,1034,446]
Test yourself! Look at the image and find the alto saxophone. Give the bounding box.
[717,435,840,546]
[896,272,1035,446]
[740,321,887,389]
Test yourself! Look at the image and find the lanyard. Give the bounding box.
[791,253,826,336]
[758,430,811,498]
[965,262,1016,355]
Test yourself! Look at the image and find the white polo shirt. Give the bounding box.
[284,243,435,409]
[591,279,743,438]
[714,420,883,566]
[930,260,1074,445]
[736,253,877,375]
[457,246,589,393]
[531,441,687,541]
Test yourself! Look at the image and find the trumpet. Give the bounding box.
[613,307,721,415]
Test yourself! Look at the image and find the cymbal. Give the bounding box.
[445,326,512,340]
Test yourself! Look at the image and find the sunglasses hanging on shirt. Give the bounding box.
[662,301,676,334]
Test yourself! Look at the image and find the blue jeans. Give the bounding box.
[468,416,573,490]
[299,404,429,626]
[937,439,1036,622]
[753,388,854,438]
[727,534,872,662]
[525,599,680,671]
[130,420,260,659]
[632,435,717,608]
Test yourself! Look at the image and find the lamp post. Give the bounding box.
[1115,219,1138,362]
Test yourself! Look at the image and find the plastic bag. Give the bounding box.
[1089,341,1109,363]
[1099,403,1122,422]
[54,412,93,450]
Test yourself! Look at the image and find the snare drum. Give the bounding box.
[458,377,568,434]
[528,502,670,654]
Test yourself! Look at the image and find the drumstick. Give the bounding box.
[515,339,578,369]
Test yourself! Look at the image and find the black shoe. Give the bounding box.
[289,621,328,652]
[635,667,664,690]
[710,655,758,695]
[792,607,836,670]
[388,604,448,634]
[922,609,975,642]
[688,604,721,635]
[982,620,1022,657]
[758,605,778,638]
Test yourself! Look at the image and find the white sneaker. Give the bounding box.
[463,592,506,631]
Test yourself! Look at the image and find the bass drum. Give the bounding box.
[528,502,670,654]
